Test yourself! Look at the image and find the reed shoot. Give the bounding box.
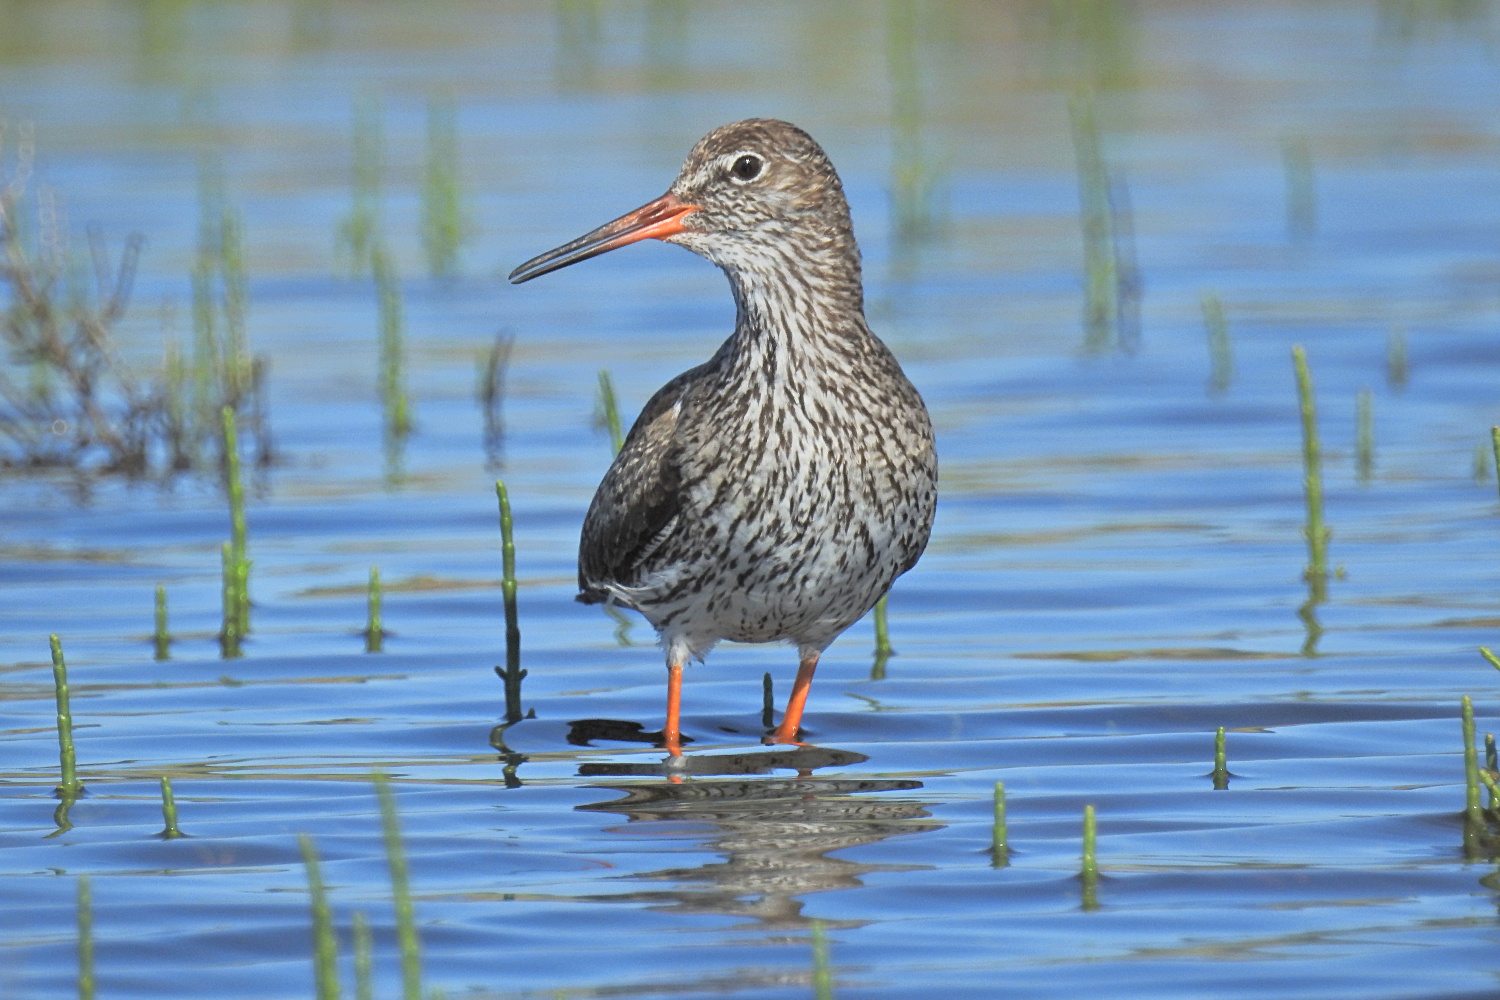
[340,95,382,278]
[374,247,412,441]
[220,206,249,401]
[1292,346,1330,592]
[1356,388,1374,483]
[1491,427,1500,502]
[1487,733,1498,813]
[159,776,183,839]
[193,159,224,437]
[77,875,94,1000]
[366,567,384,653]
[873,595,892,657]
[194,161,256,427]
[1482,646,1500,671]
[1386,326,1408,390]
[1206,726,1227,789]
[1480,768,1500,820]
[495,480,526,724]
[1462,696,1483,830]
[886,0,939,248]
[1072,92,1120,353]
[870,594,893,680]
[1081,803,1099,911]
[810,919,833,1000]
[1282,134,1316,239]
[191,251,219,450]
[220,541,242,659]
[223,406,249,635]
[1202,291,1232,395]
[153,584,170,661]
[421,94,467,278]
[762,672,774,730]
[596,370,624,455]
[50,634,81,795]
[477,331,514,469]
[298,833,340,1000]
[375,774,423,1000]
[352,911,374,1000]
[991,782,1009,867]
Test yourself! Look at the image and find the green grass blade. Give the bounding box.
[299,833,341,1000]
[352,911,373,1000]
[375,774,422,1000]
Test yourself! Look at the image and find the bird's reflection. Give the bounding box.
[574,736,939,928]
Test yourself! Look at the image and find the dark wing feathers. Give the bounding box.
[576,364,707,604]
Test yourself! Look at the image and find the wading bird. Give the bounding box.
[510,119,936,755]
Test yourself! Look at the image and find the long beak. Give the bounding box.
[508,191,700,284]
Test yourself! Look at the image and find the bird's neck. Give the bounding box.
[720,239,871,380]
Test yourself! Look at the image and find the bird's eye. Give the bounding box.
[730,154,763,181]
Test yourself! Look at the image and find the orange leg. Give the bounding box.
[767,650,820,745]
[662,659,684,757]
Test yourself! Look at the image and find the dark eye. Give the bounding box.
[730,154,762,181]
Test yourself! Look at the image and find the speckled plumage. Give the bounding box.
[513,118,936,745]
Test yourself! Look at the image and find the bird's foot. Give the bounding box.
[761,728,807,747]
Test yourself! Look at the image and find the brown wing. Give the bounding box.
[576,364,708,604]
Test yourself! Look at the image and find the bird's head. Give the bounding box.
[509,118,854,285]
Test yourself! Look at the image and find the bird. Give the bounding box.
[509,118,936,756]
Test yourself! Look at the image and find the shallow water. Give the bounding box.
[5,2,1500,997]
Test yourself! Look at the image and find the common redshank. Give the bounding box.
[509,118,937,755]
